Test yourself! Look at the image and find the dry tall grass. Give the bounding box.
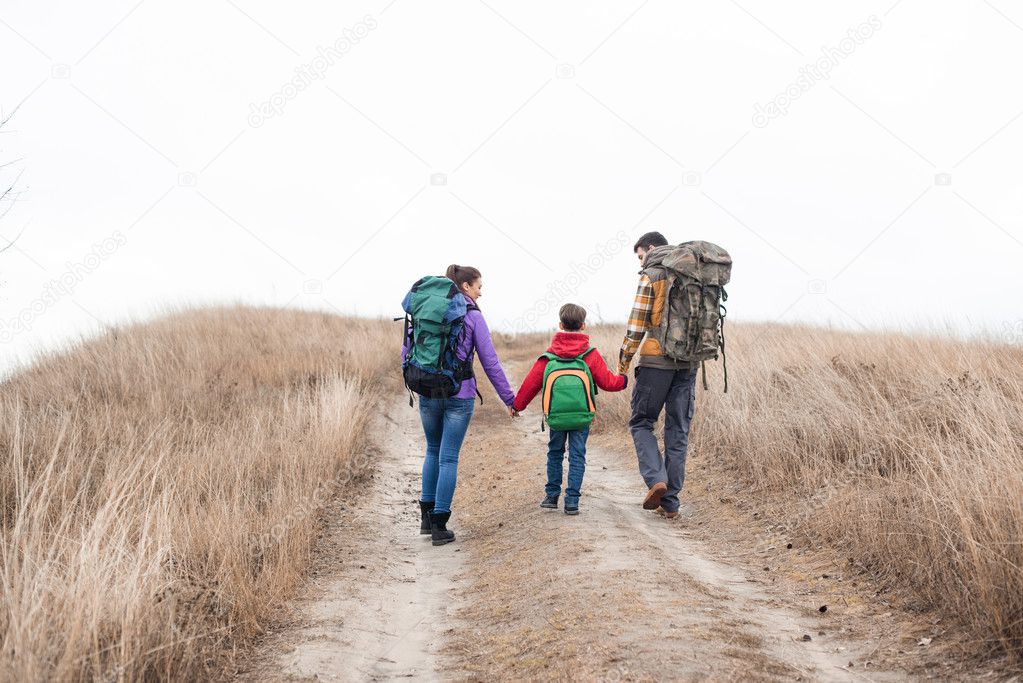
[4,309,1021,677]
[0,307,393,681]
[583,322,1023,661]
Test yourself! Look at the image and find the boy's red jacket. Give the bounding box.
[513,331,627,412]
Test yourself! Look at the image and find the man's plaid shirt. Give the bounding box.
[618,273,654,374]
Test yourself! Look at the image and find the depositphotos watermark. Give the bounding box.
[752,15,882,128]
[499,230,631,336]
[248,15,378,128]
[0,231,127,343]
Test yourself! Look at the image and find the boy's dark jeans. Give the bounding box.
[628,366,698,513]
[546,425,590,507]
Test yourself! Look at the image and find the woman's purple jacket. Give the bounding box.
[401,294,515,405]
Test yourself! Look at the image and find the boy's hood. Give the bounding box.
[547,331,591,358]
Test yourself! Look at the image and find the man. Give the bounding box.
[617,231,699,520]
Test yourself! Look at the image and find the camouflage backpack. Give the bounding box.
[643,241,732,391]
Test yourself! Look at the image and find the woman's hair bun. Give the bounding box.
[445,264,481,288]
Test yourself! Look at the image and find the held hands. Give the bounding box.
[508,406,521,418]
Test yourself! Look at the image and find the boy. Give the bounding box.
[513,304,628,515]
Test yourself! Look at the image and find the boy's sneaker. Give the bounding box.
[540,495,559,509]
[564,505,579,516]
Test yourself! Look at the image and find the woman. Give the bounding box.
[405,264,518,546]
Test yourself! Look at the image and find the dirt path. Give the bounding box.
[445,393,940,682]
[238,401,463,682]
[240,380,950,681]
[555,439,899,681]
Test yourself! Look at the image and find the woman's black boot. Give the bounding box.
[419,500,435,535]
[429,511,455,546]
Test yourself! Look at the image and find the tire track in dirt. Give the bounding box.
[580,439,900,681]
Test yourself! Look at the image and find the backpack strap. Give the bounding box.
[581,347,598,396]
[402,313,414,349]
[396,312,416,406]
[698,305,729,394]
[719,307,729,394]
[539,354,555,426]
[461,302,482,404]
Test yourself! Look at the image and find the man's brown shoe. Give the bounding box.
[642,482,668,510]
[655,506,678,520]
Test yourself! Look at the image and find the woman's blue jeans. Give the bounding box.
[418,396,475,513]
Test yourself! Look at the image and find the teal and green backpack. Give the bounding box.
[539,349,598,432]
[399,275,477,405]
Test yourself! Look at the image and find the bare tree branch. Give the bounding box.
[0,106,23,250]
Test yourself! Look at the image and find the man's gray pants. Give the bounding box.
[628,366,698,514]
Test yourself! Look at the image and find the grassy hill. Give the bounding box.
[1,308,1021,679]
[579,322,1023,662]
[0,307,392,680]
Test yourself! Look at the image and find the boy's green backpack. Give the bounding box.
[539,349,597,432]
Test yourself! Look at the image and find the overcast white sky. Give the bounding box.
[2,0,1022,373]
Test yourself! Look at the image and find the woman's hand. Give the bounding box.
[508,406,520,418]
